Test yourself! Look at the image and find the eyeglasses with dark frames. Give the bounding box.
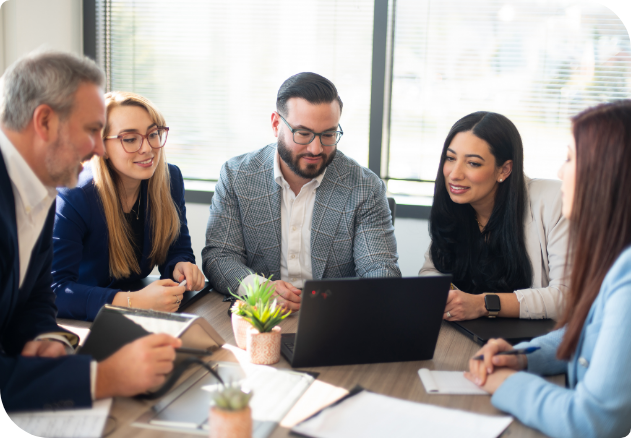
[104,126,169,153]
[277,113,343,146]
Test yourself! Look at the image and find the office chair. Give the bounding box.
[387,197,396,226]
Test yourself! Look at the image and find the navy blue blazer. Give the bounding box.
[0,153,91,412]
[52,163,195,321]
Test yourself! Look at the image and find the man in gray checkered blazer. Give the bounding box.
[202,73,400,311]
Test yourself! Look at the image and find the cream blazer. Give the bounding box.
[419,178,569,320]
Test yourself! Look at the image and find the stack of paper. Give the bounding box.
[9,398,113,438]
[133,361,313,438]
[418,368,488,395]
[291,391,512,438]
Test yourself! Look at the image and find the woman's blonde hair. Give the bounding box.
[93,91,180,279]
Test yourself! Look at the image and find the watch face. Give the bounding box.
[485,294,501,312]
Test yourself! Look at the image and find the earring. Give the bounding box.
[499,179,503,182]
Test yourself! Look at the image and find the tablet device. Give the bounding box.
[77,305,224,361]
[449,318,557,346]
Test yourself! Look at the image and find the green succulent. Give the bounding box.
[229,274,276,316]
[243,298,291,333]
[211,382,252,411]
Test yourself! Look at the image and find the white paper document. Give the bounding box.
[132,361,313,438]
[291,391,512,438]
[9,398,113,438]
[418,368,488,395]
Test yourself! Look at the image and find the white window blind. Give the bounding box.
[388,0,631,204]
[97,0,374,181]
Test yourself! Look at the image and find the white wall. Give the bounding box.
[185,202,431,278]
[0,2,4,72]
[0,0,83,73]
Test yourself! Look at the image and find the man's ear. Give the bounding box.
[499,160,513,181]
[32,104,59,142]
[271,112,281,138]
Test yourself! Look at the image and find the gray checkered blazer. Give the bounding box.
[202,144,401,295]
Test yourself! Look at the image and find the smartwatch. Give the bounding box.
[484,294,501,318]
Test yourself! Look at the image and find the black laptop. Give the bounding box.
[280,276,451,368]
[449,318,557,346]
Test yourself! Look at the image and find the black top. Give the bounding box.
[123,191,145,267]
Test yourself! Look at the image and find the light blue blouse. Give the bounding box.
[492,246,631,438]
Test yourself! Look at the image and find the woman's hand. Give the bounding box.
[126,279,186,312]
[444,290,486,320]
[465,338,527,388]
[464,367,516,394]
[173,262,205,291]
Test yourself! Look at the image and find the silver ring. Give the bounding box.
[446,311,452,318]
[176,298,182,304]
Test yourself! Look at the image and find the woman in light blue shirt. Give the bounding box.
[466,100,631,438]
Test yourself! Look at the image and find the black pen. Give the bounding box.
[473,346,540,361]
[176,347,213,356]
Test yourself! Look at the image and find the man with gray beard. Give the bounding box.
[0,50,181,412]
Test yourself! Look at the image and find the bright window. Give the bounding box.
[98,0,374,181]
[387,0,631,204]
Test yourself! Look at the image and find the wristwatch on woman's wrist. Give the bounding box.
[484,294,501,318]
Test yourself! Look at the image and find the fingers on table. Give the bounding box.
[275,295,300,311]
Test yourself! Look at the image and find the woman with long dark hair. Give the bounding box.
[420,112,568,320]
[465,100,631,438]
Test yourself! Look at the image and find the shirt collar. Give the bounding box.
[0,127,57,211]
[274,148,326,189]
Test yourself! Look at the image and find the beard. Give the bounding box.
[277,135,337,180]
[45,127,94,188]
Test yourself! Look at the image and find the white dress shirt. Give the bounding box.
[238,150,325,294]
[0,128,57,288]
[0,127,97,399]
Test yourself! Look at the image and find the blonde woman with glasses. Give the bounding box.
[52,91,204,321]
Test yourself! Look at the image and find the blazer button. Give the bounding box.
[578,357,589,367]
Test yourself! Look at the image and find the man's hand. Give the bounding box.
[173,262,205,291]
[443,290,486,321]
[21,340,68,358]
[95,334,182,399]
[272,280,301,311]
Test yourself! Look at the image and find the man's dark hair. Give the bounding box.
[276,72,343,116]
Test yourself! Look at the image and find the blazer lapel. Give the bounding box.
[240,149,282,278]
[0,153,20,334]
[140,180,152,273]
[310,156,352,279]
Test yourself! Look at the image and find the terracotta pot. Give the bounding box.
[231,313,250,350]
[209,406,252,438]
[246,326,281,364]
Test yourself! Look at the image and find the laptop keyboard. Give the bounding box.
[282,341,295,353]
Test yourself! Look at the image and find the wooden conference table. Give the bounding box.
[58,290,561,438]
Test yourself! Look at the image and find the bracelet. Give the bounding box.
[127,291,132,308]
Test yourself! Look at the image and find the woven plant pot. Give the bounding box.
[246,326,281,365]
[231,313,250,350]
[209,406,252,438]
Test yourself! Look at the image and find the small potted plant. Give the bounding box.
[230,275,276,349]
[244,298,291,365]
[208,383,253,438]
